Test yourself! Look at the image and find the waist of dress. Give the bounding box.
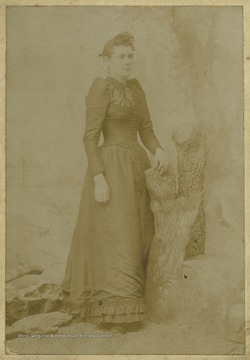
[100,140,141,150]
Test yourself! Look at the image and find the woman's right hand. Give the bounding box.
[93,173,110,204]
[153,147,169,176]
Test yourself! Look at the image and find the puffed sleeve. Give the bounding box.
[132,79,163,155]
[83,77,110,176]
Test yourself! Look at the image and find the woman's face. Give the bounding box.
[106,45,134,79]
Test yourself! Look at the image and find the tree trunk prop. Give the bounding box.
[172,123,206,259]
[144,166,201,322]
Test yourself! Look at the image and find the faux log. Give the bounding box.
[6,264,44,283]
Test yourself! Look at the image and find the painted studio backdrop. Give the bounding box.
[6,6,244,355]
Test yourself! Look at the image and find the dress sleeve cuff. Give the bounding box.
[92,167,105,177]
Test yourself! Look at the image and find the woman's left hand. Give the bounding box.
[153,147,169,175]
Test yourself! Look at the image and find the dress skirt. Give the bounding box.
[60,143,155,324]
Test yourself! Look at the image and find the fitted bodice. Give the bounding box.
[83,75,162,177]
[101,76,145,146]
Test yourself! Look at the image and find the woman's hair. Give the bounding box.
[99,31,135,58]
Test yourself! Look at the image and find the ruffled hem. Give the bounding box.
[81,312,147,324]
[60,292,147,324]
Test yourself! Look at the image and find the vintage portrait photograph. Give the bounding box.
[4,3,246,356]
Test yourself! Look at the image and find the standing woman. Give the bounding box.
[60,32,168,330]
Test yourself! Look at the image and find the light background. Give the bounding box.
[6,5,244,269]
[2,2,247,357]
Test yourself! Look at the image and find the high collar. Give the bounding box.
[106,75,129,88]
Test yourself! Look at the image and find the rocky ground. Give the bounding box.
[5,182,245,355]
[6,319,244,356]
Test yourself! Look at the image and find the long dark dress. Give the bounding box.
[60,75,163,324]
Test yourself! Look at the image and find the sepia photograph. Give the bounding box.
[3,3,247,356]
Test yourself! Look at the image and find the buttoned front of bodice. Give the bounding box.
[83,75,162,181]
[101,110,139,146]
[101,76,144,147]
